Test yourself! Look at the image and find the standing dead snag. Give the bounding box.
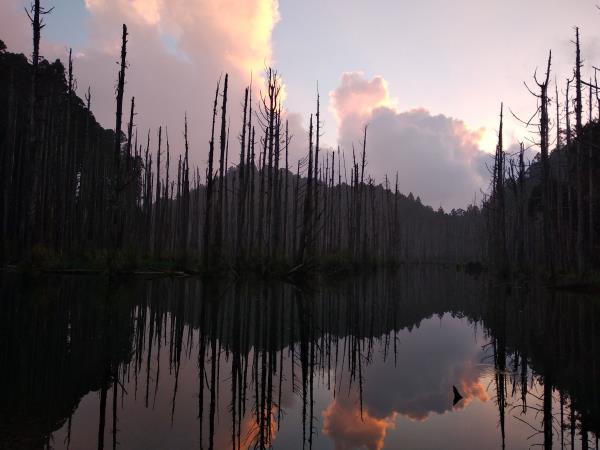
[271,106,283,259]
[491,103,507,273]
[314,90,321,247]
[114,25,128,173]
[554,79,564,263]
[244,89,254,257]
[298,115,314,264]
[282,120,290,259]
[215,73,228,263]
[203,80,220,267]
[124,96,135,238]
[111,23,128,254]
[236,87,249,261]
[517,143,526,267]
[532,51,554,276]
[574,27,585,273]
[257,126,267,256]
[126,97,135,171]
[164,128,171,249]
[247,127,256,255]
[360,125,368,260]
[23,0,53,259]
[154,127,162,257]
[181,115,190,255]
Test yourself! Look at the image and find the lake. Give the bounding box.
[1,267,598,449]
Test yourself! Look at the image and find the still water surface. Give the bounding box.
[1,268,598,449]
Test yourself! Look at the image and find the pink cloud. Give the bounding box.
[330,72,490,209]
[323,395,397,450]
[330,72,392,125]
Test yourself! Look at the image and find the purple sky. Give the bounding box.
[3,0,600,208]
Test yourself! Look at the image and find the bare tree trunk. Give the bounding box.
[181,115,190,255]
[110,24,128,257]
[298,115,314,264]
[154,126,162,258]
[215,74,228,264]
[360,126,368,260]
[535,51,553,277]
[236,88,249,261]
[493,103,507,273]
[314,92,321,250]
[203,80,220,267]
[23,0,46,260]
[574,28,585,273]
[282,120,290,259]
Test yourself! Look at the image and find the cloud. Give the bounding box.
[322,395,396,450]
[330,72,393,126]
[82,0,279,74]
[330,72,491,209]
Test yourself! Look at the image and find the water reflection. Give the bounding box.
[0,268,599,449]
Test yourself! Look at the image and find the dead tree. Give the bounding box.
[298,115,314,264]
[532,51,554,276]
[215,74,229,263]
[574,27,585,273]
[111,24,128,254]
[236,87,249,261]
[203,80,220,267]
[492,103,507,273]
[154,126,162,257]
[282,120,290,259]
[23,0,53,259]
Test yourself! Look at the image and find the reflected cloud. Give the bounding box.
[323,395,396,450]
[357,316,489,422]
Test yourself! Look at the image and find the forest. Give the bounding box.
[1,1,600,283]
[0,2,483,276]
[486,29,600,280]
[2,3,600,450]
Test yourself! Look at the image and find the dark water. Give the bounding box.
[1,268,599,450]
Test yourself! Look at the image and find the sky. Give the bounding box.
[3,0,600,208]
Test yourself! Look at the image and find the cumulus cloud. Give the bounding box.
[83,0,279,74]
[330,72,491,209]
[330,72,393,128]
[322,395,396,450]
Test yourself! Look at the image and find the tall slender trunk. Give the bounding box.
[23,0,43,260]
[111,24,128,255]
[215,74,228,263]
[282,120,290,259]
[298,115,314,263]
[536,52,553,276]
[574,28,585,273]
[203,80,220,267]
[235,88,248,261]
[154,126,162,258]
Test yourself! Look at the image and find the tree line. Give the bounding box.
[486,27,600,279]
[0,2,483,274]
